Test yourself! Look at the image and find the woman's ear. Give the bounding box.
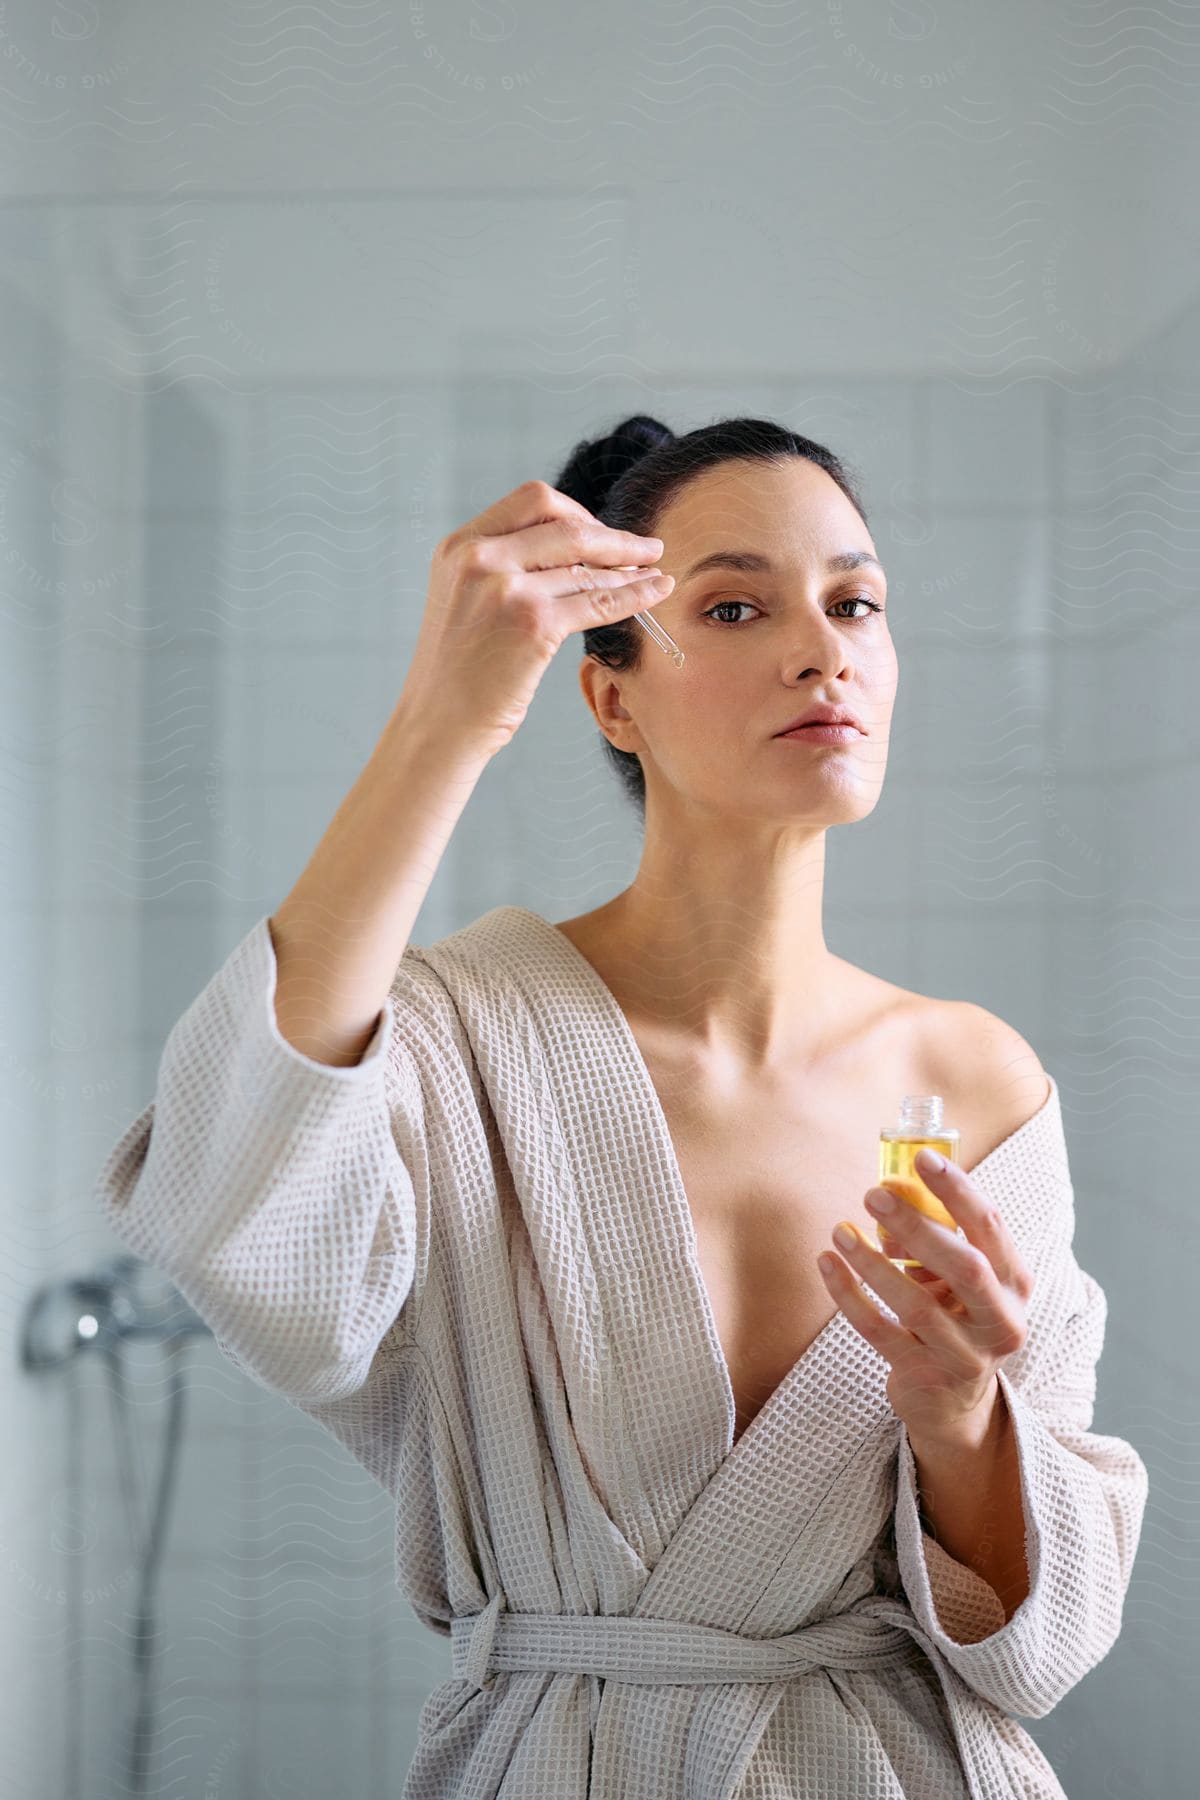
[578,657,636,741]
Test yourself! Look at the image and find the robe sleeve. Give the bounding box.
[93,913,430,1406]
[892,1108,1149,1720]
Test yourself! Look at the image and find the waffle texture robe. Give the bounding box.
[94,904,1149,1799]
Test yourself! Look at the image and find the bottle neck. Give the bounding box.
[897,1094,944,1134]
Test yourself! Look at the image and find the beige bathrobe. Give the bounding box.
[94,904,1149,1798]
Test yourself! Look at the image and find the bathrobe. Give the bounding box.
[94,904,1149,1799]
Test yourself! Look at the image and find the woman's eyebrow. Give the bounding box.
[678,548,886,582]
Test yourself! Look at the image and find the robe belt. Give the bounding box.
[451,1592,922,1692]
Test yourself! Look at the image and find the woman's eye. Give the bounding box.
[701,596,884,626]
[702,599,759,625]
[830,596,885,619]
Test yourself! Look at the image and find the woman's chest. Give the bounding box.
[634,1014,941,1445]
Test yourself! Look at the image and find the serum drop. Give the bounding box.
[876,1095,961,1268]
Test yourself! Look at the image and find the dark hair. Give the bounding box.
[551,414,870,822]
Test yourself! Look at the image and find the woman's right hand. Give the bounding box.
[395,480,676,755]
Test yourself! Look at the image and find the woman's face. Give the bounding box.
[596,455,898,828]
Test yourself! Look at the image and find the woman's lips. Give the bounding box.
[776,724,863,744]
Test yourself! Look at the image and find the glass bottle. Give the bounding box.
[875,1095,961,1269]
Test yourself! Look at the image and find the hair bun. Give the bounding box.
[554,413,674,517]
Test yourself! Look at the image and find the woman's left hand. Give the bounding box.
[817,1147,1035,1445]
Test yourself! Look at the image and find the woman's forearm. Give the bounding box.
[907,1378,1031,1624]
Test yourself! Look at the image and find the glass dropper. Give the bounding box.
[596,563,685,667]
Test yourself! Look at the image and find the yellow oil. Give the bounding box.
[875,1125,960,1269]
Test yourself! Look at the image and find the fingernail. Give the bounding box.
[917,1147,944,1174]
[833,1222,857,1250]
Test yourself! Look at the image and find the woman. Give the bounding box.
[95,415,1148,1798]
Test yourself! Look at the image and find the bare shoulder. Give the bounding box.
[920,997,1053,1167]
[830,955,1051,1165]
